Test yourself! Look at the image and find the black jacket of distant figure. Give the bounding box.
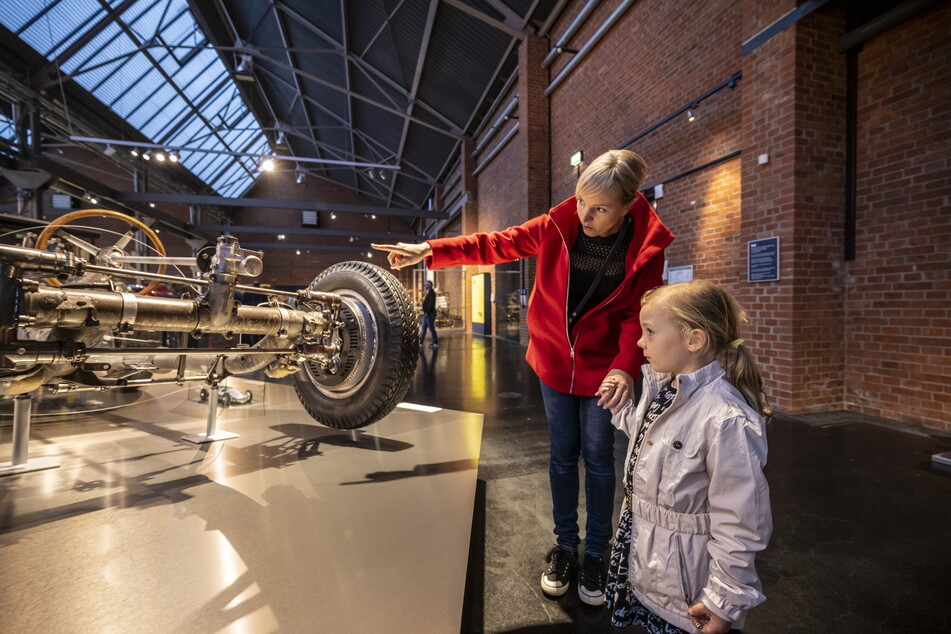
[422,288,436,315]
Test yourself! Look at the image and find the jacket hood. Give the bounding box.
[548,192,674,275]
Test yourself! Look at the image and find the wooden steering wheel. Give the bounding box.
[36,209,167,296]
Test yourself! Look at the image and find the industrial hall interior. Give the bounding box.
[0,0,948,632]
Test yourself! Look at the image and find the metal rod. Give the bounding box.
[80,347,299,355]
[109,255,199,266]
[81,263,301,297]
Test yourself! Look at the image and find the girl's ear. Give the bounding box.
[686,328,708,352]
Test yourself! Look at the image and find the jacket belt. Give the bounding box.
[625,490,711,535]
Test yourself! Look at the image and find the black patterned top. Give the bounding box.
[567,220,632,328]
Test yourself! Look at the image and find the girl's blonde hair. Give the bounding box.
[641,280,771,420]
[576,149,648,205]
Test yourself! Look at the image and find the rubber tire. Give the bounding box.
[292,261,419,429]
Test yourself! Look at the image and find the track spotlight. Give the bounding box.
[296,249,301,255]
[154,151,166,162]
[234,53,254,82]
[130,148,139,158]
[275,130,286,146]
[687,106,697,122]
[143,151,151,161]
[555,46,579,55]
[366,252,373,258]
[167,150,179,162]
[330,213,336,220]
[261,157,275,171]
[277,234,286,240]
[371,214,376,220]
[295,167,304,185]
[103,144,116,157]
[379,170,387,181]
[349,236,354,243]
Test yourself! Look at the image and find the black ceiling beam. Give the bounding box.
[188,224,419,240]
[113,192,448,219]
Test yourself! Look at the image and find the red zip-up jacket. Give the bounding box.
[425,193,674,395]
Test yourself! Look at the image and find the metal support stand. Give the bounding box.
[0,394,60,476]
[182,385,239,444]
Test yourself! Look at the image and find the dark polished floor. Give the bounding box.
[405,332,951,634]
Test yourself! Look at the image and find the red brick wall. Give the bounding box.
[233,172,414,287]
[846,3,951,430]
[429,0,950,430]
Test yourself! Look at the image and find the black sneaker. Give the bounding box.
[540,546,577,597]
[578,553,606,606]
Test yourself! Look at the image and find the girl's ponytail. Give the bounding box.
[729,343,771,423]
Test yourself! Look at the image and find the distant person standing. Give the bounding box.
[420,280,439,349]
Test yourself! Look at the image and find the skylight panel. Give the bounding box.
[0,0,268,198]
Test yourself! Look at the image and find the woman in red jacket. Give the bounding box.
[373,150,673,606]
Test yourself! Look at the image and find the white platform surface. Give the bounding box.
[0,380,483,634]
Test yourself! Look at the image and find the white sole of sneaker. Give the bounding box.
[578,586,605,606]
[540,574,570,597]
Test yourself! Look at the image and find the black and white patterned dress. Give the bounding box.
[605,380,685,633]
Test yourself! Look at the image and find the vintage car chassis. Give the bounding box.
[0,210,419,431]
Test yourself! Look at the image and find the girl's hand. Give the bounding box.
[597,370,633,413]
[687,603,731,633]
[370,242,432,269]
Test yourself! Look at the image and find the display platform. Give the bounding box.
[0,381,483,633]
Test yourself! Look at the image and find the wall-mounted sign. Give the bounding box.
[570,150,584,167]
[748,237,780,282]
[668,265,693,285]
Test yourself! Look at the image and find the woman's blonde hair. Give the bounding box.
[641,280,771,420]
[575,149,648,205]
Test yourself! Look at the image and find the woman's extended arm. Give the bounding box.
[371,242,433,269]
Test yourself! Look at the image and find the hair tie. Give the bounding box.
[730,338,744,350]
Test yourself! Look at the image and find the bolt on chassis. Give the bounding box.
[0,210,419,430]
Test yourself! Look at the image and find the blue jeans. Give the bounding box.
[420,312,438,345]
[540,381,616,558]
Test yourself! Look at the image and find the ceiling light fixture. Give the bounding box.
[70,136,400,172]
[154,151,166,162]
[261,157,275,171]
[103,144,116,157]
[130,149,139,158]
[234,52,254,82]
[330,213,336,220]
[167,150,179,163]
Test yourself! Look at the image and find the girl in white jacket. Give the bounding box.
[600,280,772,633]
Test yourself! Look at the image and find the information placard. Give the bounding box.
[748,237,780,282]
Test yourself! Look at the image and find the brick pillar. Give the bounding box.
[518,34,550,347]
[741,1,848,413]
[739,0,800,412]
[790,9,848,411]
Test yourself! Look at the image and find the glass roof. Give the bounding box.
[1,0,269,197]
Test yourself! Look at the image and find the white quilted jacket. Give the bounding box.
[612,361,772,631]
